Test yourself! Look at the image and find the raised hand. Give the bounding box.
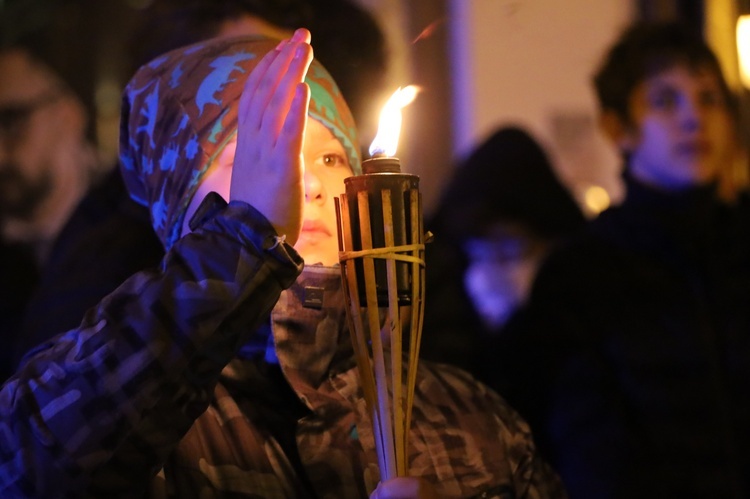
[231,28,313,246]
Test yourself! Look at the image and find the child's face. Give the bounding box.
[623,64,735,191]
[186,116,351,266]
[295,117,351,266]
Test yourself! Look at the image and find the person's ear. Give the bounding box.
[598,109,636,154]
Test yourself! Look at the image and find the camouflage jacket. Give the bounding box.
[0,197,566,498]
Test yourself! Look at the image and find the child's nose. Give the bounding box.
[304,168,325,204]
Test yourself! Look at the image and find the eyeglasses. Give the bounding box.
[0,92,62,145]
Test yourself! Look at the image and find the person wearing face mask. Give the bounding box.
[0,31,566,498]
[421,126,586,379]
[488,22,750,498]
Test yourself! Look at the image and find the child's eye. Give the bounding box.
[322,153,347,168]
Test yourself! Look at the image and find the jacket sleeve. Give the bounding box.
[0,195,303,497]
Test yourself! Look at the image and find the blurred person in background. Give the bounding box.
[489,21,750,498]
[0,2,115,379]
[421,126,586,382]
[0,45,103,265]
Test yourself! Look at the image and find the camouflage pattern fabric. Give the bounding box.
[137,263,571,498]
[0,195,304,497]
[0,203,565,498]
[0,33,566,498]
[157,265,568,498]
[0,195,565,498]
[119,36,361,250]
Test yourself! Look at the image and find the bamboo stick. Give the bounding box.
[358,190,397,480]
[381,190,405,475]
[338,196,386,476]
[405,189,423,442]
[336,184,426,483]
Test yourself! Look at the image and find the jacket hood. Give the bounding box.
[119,35,361,250]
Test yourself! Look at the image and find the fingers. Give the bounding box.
[229,29,312,244]
[238,48,278,125]
[239,29,311,123]
[241,29,313,136]
[280,82,311,161]
[288,27,311,45]
[264,42,313,145]
[256,42,312,138]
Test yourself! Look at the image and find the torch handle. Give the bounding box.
[336,169,426,482]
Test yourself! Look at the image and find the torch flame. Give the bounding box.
[369,85,420,157]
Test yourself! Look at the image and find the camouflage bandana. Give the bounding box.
[119,35,361,250]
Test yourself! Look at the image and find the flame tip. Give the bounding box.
[368,84,420,158]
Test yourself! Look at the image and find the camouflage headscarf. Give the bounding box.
[119,36,361,250]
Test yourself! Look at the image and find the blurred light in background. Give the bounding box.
[583,185,611,216]
[738,15,750,89]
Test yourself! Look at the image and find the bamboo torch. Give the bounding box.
[335,86,425,480]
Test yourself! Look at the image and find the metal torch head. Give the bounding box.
[335,156,423,306]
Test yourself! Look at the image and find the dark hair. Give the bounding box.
[430,126,586,242]
[129,0,315,69]
[593,21,735,124]
[307,0,388,133]
[0,0,97,140]
[129,0,387,132]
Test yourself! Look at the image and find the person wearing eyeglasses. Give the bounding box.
[0,41,116,381]
[0,47,104,264]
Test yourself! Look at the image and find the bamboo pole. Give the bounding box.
[358,190,397,480]
[336,182,426,483]
[336,197,386,475]
[381,190,406,475]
